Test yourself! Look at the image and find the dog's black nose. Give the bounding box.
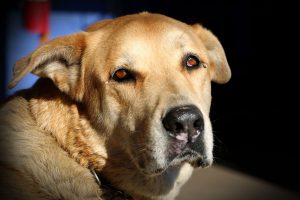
[162,105,204,143]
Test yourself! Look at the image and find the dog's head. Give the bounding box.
[9,13,230,197]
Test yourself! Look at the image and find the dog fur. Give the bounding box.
[0,12,231,200]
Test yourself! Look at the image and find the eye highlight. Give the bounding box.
[112,68,135,82]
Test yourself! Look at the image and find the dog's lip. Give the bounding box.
[170,148,211,168]
[172,148,199,162]
[136,148,210,177]
[139,155,210,177]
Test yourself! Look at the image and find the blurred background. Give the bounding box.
[1,0,298,199]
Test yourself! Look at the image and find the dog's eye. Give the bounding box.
[112,68,135,82]
[184,54,204,70]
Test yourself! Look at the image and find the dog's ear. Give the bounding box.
[8,32,87,101]
[191,24,231,84]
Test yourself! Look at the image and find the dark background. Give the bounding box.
[1,0,298,195]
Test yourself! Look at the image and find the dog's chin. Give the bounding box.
[138,149,211,177]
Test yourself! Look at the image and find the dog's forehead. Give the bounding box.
[115,15,196,45]
[88,12,189,33]
[89,13,200,49]
[87,13,208,73]
[113,27,192,59]
[112,17,202,56]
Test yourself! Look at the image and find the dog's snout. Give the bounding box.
[162,105,204,143]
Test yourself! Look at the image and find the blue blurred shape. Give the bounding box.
[6,11,112,96]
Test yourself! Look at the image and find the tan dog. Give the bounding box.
[0,12,231,200]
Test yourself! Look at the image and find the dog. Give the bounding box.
[0,12,231,200]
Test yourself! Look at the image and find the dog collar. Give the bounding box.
[90,168,133,200]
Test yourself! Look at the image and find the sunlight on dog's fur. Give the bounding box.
[0,12,231,200]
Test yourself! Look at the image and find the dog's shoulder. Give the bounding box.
[0,79,102,199]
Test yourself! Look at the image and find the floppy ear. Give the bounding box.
[8,32,87,101]
[191,24,231,84]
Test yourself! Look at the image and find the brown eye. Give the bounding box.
[115,69,127,79]
[112,68,135,82]
[185,54,202,69]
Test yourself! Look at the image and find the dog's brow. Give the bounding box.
[174,31,188,49]
[122,52,132,63]
[120,52,134,67]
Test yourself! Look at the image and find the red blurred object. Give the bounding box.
[24,0,50,43]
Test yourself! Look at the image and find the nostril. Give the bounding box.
[163,122,184,132]
[194,118,204,131]
[175,122,184,132]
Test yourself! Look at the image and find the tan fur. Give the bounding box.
[0,13,230,199]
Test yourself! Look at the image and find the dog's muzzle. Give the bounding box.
[162,105,203,152]
[162,105,209,168]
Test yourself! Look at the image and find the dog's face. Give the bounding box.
[87,19,215,174]
[9,13,230,197]
[83,13,230,175]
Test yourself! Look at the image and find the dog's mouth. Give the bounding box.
[171,148,211,168]
[138,148,211,177]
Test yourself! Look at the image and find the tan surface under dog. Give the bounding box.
[0,13,231,199]
[178,165,300,200]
